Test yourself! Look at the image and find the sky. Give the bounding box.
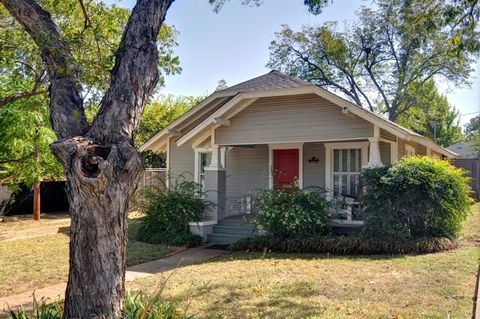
[110,0,479,127]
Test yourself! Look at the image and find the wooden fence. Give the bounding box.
[453,159,480,201]
[138,168,166,189]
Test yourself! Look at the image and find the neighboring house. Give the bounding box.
[141,71,456,243]
[447,142,479,159]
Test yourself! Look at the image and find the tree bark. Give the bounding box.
[0,0,174,317]
[51,137,143,318]
[33,180,41,220]
[33,124,40,221]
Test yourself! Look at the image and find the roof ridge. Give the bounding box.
[270,70,313,86]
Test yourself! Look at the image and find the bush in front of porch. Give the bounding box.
[253,186,331,238]
[362,156,473,240]
[135,178,212,247]
[232,156,470,255]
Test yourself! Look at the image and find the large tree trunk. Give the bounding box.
[0,0,174,317]
[52,138,143,317]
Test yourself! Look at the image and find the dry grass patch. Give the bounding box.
[129,247,478,319]
[0,212,176,297]
[0,214,70,241]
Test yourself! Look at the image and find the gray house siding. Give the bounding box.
[168,141,195,182]
[303,142,326,188]
[215,94,374,145]
[224,145,269,215]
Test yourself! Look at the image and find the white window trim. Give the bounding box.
[268,143,304,189]
[194,147,226,183]
[405,144,416,156]
[324,141,369,199]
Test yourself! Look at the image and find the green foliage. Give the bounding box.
[362,156,473,240]
[268,0,477,121]
[136,95,204,146]
[135,178,212,247]
[229,235,458,255]
[253,187,331,238]
[123,292,194,319]
[465,115,480,140]
[140,151,166,168]
[0,0,181,188]
[8,299,62,319]
[0,97,63,189]
[7,292,193,319]
[396,80,463,147]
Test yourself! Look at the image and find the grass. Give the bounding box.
[128,203,480,319]
[0,212,176,298]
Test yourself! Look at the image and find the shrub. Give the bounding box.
[253,186,331,238]
[229,235,457,255]
[362,156,473,240]
[135,177,212,246]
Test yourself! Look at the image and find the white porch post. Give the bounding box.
[368,126,382,167]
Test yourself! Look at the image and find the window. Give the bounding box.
[198,151,212,187]
[405,144,415,157]
[332,148,362,197]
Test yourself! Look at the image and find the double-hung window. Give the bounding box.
[197,151,212,187]
[333,148,362,197]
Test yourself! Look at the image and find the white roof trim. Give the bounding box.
[143,84,455,158]
[139,91,232,151]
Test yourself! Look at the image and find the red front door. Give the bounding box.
[273,149,299,190]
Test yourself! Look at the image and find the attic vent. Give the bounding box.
[380,129,397,142]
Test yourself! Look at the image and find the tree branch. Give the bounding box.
[89,0,175,143]
[0,89,47,108]
[0,68,47,107]
[0,0,89,138]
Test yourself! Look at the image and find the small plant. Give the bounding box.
[122,291,194,319]
[7,292,193,319]
[253,186,331,238]
[135,176,212,246]
[361,156,473,240]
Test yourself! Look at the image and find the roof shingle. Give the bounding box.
[221,70,313,93]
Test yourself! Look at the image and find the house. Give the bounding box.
[141,71,456,244]
[447,142,478,159]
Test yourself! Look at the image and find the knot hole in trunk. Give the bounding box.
[79,145,111,178]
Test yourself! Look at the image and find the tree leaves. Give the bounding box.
[268,0,477,121]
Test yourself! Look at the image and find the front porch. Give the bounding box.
[190,133,393,243]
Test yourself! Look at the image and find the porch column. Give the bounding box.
[204,145,226,221]
[368,126,382,166]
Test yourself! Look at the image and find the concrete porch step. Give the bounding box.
[212,225,256,236]
[217,219,256,229]
[207,233,247,245]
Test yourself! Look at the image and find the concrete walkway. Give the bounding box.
[0,247,226,317]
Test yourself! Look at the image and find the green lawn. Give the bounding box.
[128,204,480,319]
[0,213,176,297]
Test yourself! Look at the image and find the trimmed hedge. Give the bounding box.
[229,235,458,255]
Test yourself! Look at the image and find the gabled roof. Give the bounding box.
[447,142,478,159]
[220,70,314,93]
[141,71,456,158]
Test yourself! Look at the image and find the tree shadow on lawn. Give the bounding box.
[167,279,325,319]
[57,226,70,235]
